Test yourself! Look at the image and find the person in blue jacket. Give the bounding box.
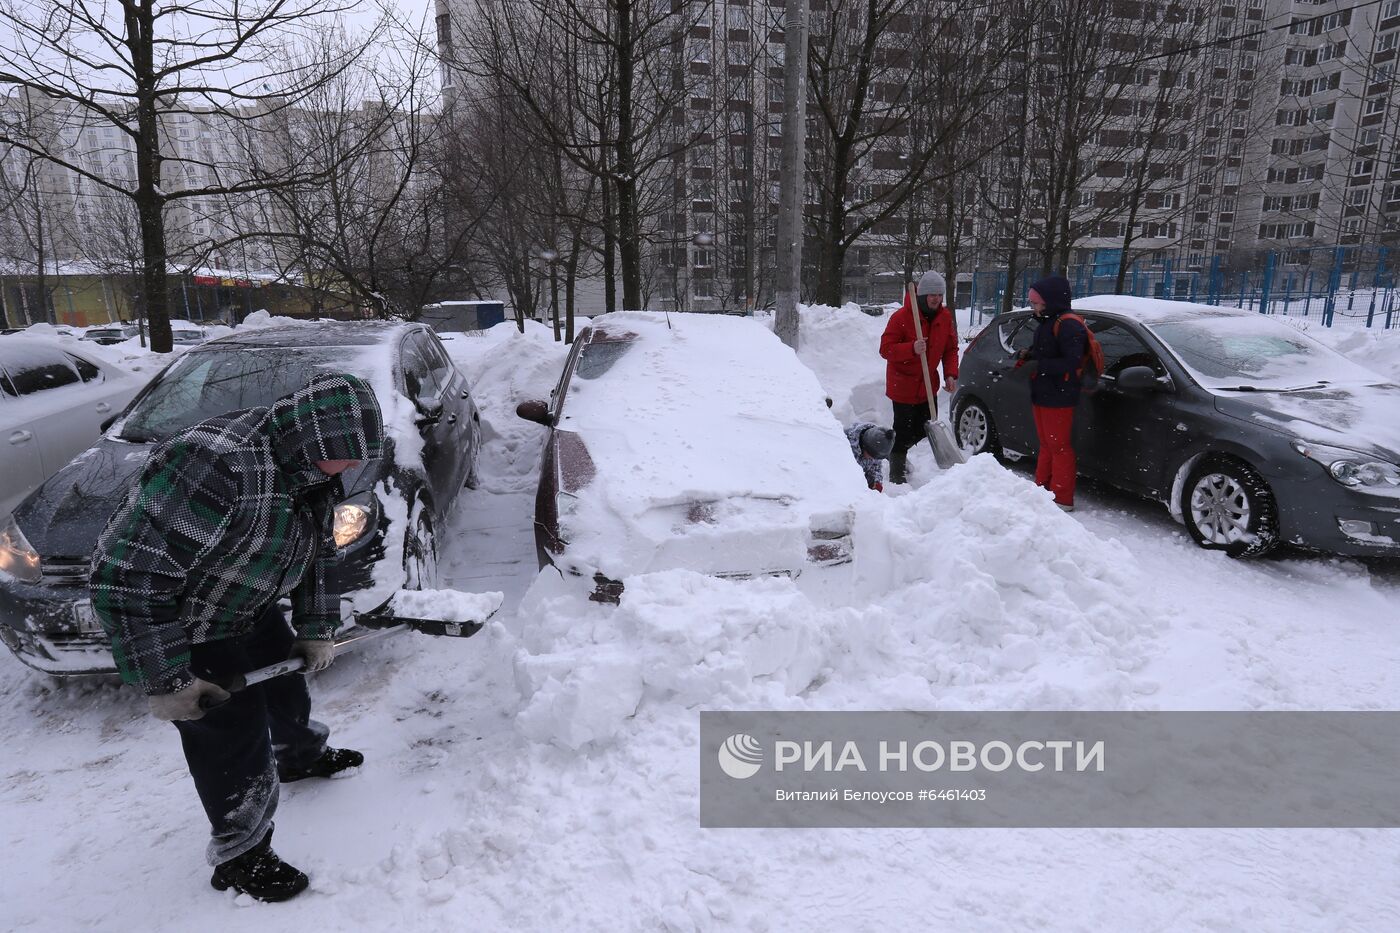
[1016,275,1088,511]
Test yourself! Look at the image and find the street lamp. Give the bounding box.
[540,248,560,341]
[689,233,714,311]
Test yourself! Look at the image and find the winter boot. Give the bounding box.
[889,449,908,485]
[278,747,364,783]
[210,829,309,903]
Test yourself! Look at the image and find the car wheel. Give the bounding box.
[1181,456,1280,558]
[403,502,440,590]
[954,397,1002,459]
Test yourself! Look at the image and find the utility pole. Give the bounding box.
[774,0,807,349]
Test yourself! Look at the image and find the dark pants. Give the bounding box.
[1032,405,1077,506]
[891,400,932,458]
[173,606,328,866]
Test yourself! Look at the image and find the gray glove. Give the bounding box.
[291,638,336,673]
[148,678,231,722]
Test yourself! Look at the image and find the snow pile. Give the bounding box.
[439,321,577,495]
[793,302,892,424]
[389,588,504,624]
[511,454,1161,754]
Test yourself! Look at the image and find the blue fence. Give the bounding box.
[960,247,1398,330]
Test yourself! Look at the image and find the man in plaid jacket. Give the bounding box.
[90,372,384,902]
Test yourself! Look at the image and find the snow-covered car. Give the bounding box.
[516,312,863,601]
[0,338,144,516]
[0,321,483,676]
[952,296,1400,557]
[170,326,207,345]
[81,324,140,345]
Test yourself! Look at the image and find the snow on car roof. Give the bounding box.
[1072,294,1254,323]
[205,320,415,349]
[557,311,867,574]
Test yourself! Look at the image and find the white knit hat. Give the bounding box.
[916,270,946,295]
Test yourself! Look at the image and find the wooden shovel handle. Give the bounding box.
[907,282,938,421]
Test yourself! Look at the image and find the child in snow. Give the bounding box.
[846,423,896,491]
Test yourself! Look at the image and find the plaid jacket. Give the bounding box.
[90,373,384,695]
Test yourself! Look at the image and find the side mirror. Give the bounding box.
[1116,366,1165,393]
[516,399,552,426]
[414,396,444,426]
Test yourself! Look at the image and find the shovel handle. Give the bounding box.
[197,657,307,711]
[907,282,939,421]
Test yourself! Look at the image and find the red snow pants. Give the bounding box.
[1032,405,1077,506]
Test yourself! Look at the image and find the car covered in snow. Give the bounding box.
[0,321,482,675]
[952,296,1400,557]
[0,338,144,516]
[516,312,864,601]
[80,324,141,345]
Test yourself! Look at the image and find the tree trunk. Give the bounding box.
[773,0,808,349]
[614,0,642,311]
[129,3,172,353]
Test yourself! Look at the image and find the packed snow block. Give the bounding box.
[514,647,645,750]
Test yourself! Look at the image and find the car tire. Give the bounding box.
[403,500,440,590]
[954,397,1002,459]
[1181,456,1280,558]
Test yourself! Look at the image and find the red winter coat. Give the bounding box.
[880,295,959,405]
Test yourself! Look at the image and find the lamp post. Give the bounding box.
[690,232,713,312]
[540,248,560,341]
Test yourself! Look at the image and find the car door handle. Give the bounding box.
[459,389,470,399]
[447,414,458,425]
[95,402,112,413]
[9,430,32,444]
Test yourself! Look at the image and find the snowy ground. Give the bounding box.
[2,309,1399,930]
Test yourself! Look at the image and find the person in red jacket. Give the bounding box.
[879,270,959,483]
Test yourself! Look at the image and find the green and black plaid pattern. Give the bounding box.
[90,374,384,695]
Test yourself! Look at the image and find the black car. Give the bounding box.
[0,321,482,675]
[951,296,1400,558]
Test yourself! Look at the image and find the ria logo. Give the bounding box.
[718,733,764,779]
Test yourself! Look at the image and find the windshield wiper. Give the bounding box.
[1220,382,1328,393]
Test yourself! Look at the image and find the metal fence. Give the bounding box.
[961,246,1399,330]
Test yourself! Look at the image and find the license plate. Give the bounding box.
[71,601,103,634]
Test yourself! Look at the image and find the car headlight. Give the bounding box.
[0,513,42,583]
[333,494,377,549]
[1292,441,1400,489]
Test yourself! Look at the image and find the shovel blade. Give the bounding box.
[925,419,969,470]
[354,588,505,638]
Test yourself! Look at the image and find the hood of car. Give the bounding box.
[1214,381,1400,463]
[12,435,382,561]
[13,438,153,558]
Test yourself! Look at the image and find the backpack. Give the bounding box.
[1053,312,1104,382]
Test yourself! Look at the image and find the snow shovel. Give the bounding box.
[197,588,504,710]
[906,282,968,469]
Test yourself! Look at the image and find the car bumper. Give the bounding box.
[0,522,403,677]
[1273,477,1400,557]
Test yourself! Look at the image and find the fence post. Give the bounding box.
[1207,255,1222,305]
[1323,245,1343,327]
[1162,257,1173,300]
[1367,247,1387,329]
[1259,252,1276,315]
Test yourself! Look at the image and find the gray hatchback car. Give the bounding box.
[951,296,1400,558]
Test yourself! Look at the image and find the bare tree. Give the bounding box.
[0,0,390,351]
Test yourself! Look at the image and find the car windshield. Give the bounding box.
[117,347,375,442]
[1149,316,1384,390]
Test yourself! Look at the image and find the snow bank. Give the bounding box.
[439,321,576,495]
[511,454,1161,753]
[793,302,892,425]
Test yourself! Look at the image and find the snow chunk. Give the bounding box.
[389,588,504,623]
